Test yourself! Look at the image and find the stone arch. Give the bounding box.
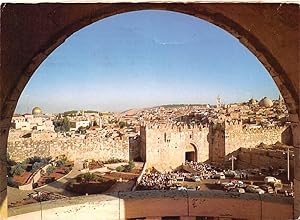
[1,4,299,121]
[1,4,299,219]
[185,143,198,162]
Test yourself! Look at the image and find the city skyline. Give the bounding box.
[15,10,280,114]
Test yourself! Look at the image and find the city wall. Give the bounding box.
[225,122,287,155]
[209,121,288,164]
[7,131,131,162]
[235,147,294,173]
[142,124,210,171]
[7,123,290,172]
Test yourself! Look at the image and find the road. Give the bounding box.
[35,161,82,197]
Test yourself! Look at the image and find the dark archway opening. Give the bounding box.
[185,144,197,162]
[185,151,196,162]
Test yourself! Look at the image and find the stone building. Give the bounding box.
[135,121,290,171]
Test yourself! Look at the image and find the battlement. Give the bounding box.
[225,125,287,134]
[142,122,209,132]
[242,125,286,133]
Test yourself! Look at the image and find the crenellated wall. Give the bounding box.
[235,148,294,176]
[7,131,130,162]
[7,123,290,171]
[141,124,210,171]
[225,123,288,155]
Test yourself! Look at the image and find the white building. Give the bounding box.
[70,120,90,131]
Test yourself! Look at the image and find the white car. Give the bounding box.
[264,176,278,184]
[192,176,201,182]
[246,185,265,194]
[177,186,187,190]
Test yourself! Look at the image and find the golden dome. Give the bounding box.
[32,106,42,115]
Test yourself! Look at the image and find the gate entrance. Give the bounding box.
[185,144,197,162]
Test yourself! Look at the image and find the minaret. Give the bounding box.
[216,95,221,108]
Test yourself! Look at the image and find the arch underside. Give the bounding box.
[0,3,299,219]
[1,4,299,121]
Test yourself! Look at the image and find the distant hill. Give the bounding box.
[154,103,209,108]
[63,110,99,115]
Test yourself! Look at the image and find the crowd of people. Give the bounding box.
[139,171,177,190]
[184,161,218,179]
[138,162,217,190]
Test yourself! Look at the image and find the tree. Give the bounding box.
[62,117,70,132]
[56,160,65,167]
[77,126,86,134]
[11,164,25,176]
[82,172,97,182]
[46,165,55,175]
[32,162,44,172]
[119,121,126,129]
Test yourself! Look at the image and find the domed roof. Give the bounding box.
[248,98,257,105]
[32,106,42,115]
[259,97,273,107]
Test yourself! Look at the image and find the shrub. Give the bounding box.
[81,172,98,182]
[56,160,65,167]
[116,166,125,172]
[104,158,126,164]
[11,164,25,176]
[32,162,44,172]
[46,165,55,175]
[128,160,135,169]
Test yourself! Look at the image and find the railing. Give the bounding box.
[8,190,293,220]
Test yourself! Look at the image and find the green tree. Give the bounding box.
[11,164,25,176]
[119,121,126,129]
[82,172,97,182]
[62,117,70,132]
[77,126,87,134]
[46,165,55,175]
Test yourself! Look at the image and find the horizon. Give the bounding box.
[16,97,278,115]
[15,10,280,114]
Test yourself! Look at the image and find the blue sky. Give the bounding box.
[16,10,280,113]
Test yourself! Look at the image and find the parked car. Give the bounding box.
[231,188,245,193]
[224,170,237,178]
[177,186,187,190]
[192,176,201,182]
[264,176,279,184]
[260,184,274,194]
[176,176,185,182]
[246,185,265,194]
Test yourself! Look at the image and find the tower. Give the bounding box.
[216,95,221,108]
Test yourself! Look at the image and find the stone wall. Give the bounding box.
[142,124,210,171]
[8,191,293,220]
[129,136,141,161]
[8,131,130,162]
[225,122,288,155]
[208,123,225,164]
[235,147,294,174]
[209,121,289,164]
